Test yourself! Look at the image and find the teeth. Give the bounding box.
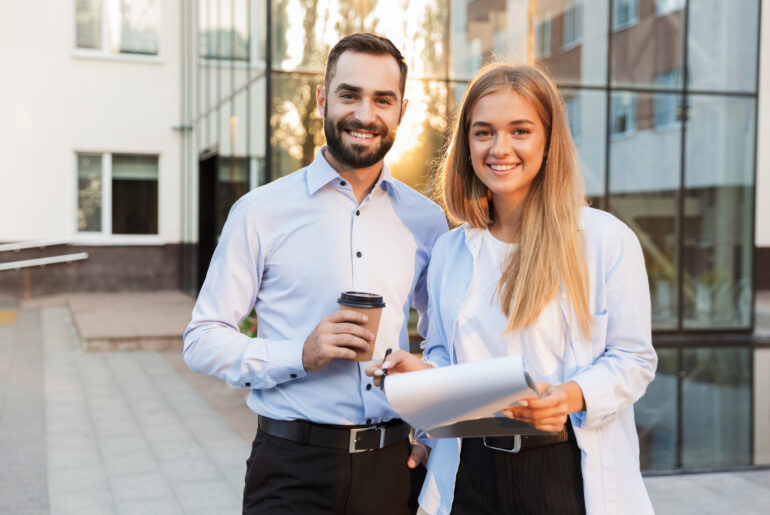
[349,131,374,139]
[489,164,516,171]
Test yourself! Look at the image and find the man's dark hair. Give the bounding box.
[324,33,408,98]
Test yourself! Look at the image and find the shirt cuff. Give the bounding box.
[241,337,308,388]
[570,370,616,429]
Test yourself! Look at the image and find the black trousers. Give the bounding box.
[243,429,425,515]
[451,426,586,515]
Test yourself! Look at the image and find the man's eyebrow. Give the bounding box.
[335,83,362,93]
[470,119,536,127]
[334,83,399,99]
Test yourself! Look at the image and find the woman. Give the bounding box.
[367,63,657,514]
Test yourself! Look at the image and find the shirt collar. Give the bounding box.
[306,147,401,200]
[462,224,485,258]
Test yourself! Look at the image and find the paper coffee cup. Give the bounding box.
[337,291,385,362]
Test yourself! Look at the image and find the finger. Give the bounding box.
[329,322,374,341]
[407,443,427,469]
[327,310,369,324]
[364,360,385,377]
[328,334,370,352]
[328,345,360,362]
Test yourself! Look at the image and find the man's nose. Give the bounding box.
[355,100,376,124]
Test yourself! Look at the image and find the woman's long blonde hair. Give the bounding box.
[439,63,591,337]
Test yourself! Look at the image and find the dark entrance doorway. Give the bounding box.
[198,151,218,291]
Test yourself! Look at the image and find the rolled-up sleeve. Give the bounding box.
[571,224,658,429]
[183,198,308,389]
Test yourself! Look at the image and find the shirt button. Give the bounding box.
[366,384,372,391]
[340,180,347,186]
[356,251,362,258]
[366,418,372,425]
[290,373,297,379]
[356,210,360,216]
[244,382,251,387]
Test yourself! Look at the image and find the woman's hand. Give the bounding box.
[364,350,433,386]
[502,381,585,433]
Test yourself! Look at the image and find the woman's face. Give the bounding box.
[467,89,547,206]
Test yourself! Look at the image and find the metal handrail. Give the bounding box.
[0,253,89,271]
[0,238,74,253]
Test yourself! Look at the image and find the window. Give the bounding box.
[75,0,160,55]
[535,13,551,59]
[611,92,636,136]
[563,1,582,49]
[654,69,683,128]
[656,0,685,16]
[564,93,581,142]
[77,153,158,235]
[613,0,638,30]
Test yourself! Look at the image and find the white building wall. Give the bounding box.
[0,0,182,244]
[757,0,770,248]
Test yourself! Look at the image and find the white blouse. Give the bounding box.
[454,229,566,387]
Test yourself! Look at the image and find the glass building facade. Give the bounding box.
[182,0,764,472]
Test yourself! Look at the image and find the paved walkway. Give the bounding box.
[1,294,769,514]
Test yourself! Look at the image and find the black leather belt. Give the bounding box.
[258,415,411,454]
[481,423,574,453]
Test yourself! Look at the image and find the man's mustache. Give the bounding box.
[338,119,387,136]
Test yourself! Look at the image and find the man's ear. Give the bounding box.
[399,98,408,122]
[317,85,326,118]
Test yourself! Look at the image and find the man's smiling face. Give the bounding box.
[318,51,406,170]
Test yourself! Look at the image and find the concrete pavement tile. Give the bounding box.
[47,465,110,495]
[114,498,182,515]
[49,490,115,515]
[48,444,102,470]
[98,434,152,457]
[141,423,191,443]
[47,414,92,434]
[92,416,142,437]
[158,458,222,484]
[148,440,209,462]
[102,449,159,477]
[47,431,99,454]
[171,479,240,512]
[186,503,242,515]
[107,472,174,502]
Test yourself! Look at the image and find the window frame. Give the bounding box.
[75,151,162,244]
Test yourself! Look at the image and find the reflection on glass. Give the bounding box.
[77,154,103,232]
[218,158,249,234]
[562,89,606,207]
[76,0,102,49]
[683,96,754,329]
[635,348,677,471]
[682,347,751,468]
[112,154,158,235]
[612,0,684,88]
[609,92,682,329]
[248,79,267,160]
[687,0,759,92]
[365,0,448,78]
[270,73,325,177]
[272,0,360,72]
[107,0,159,55]
[386,80,448,194]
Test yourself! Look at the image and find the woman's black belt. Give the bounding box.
[258,415,411,454]
[481,421,574,453]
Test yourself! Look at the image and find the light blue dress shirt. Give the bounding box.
[184,149,448,425]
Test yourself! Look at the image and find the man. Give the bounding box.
[183,33,447,515]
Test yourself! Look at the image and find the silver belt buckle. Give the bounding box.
[349,426,386,453]
[483,435,521,453]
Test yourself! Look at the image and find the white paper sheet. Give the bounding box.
[384,355,546,438]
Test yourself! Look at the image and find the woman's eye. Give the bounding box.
[513,128,530,136]
[474,130,491,137]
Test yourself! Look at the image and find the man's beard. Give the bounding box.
[324,110,396,169]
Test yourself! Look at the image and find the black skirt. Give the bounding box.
[451,421,586,515]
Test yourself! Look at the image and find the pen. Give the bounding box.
[380,348,392,391]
